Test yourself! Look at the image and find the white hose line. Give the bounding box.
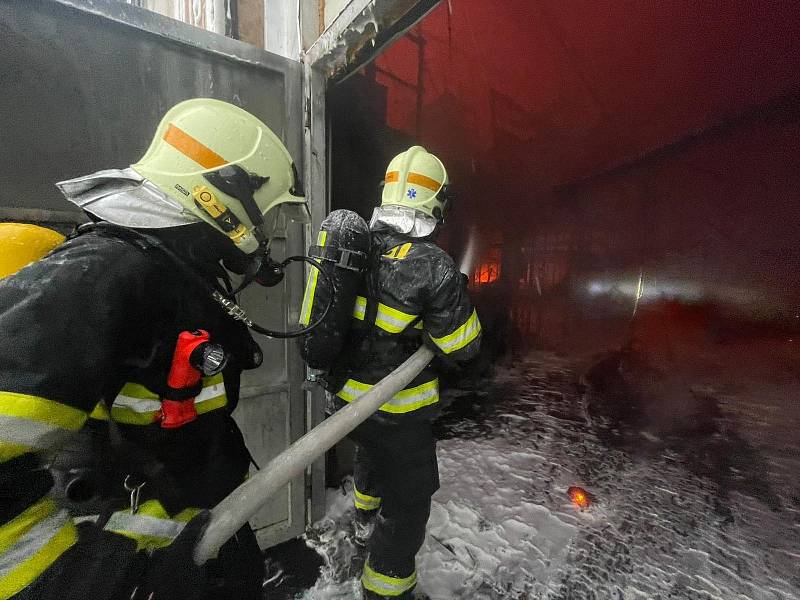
[193,345,436,564]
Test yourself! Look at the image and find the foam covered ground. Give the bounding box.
[294,353,799,599]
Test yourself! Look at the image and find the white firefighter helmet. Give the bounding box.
[381,146,450,223]
[131,98,307,254]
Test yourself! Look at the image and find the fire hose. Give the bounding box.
[192,345,436,565]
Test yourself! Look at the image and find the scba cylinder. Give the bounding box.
[300,209,370,370]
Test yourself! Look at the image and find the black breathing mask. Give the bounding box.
[196,164,331,337]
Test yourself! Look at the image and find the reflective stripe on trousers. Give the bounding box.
[354,486,381,511]
[0,497,78,599]
[337,378,438,414]
[0,392,87,462]
[103,500,200,552]
[362,561,417,597]
[109,373,228,425]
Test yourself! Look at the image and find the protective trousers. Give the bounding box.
[348,420,438,599]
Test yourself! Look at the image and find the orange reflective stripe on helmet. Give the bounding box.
[406,172,441,191]
[163,124,227,170]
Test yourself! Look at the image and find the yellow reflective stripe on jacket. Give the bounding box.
[300,230,328,325]
[110,374,227,426]
[375,302,418,334]
[354,487,381,511]
[351,296,419,334]
[0,392,87,462]
[110,391,161,426]
[382,242,412,260]
[429,309,482,354]
[88,401,110,421]
[194,376,228,415]
[0,497,78,598]
[361,561,417,597]
[353,296,367,321]
[337,378,438,414]
[103,500,196,552]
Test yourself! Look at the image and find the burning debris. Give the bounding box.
[567,486,592,509]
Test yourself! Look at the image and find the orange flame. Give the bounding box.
[568,486,591,509]
[474,262,500,284]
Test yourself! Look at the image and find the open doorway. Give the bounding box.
[319,1,800,597]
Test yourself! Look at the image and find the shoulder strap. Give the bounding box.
[363,244,383,331]
[308,244,368,272]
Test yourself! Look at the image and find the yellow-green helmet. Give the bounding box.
[381,146,450,222]
[132,98,307,254]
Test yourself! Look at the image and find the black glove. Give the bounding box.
[133,510,211,600]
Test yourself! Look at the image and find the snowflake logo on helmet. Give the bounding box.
[407,188,417,199]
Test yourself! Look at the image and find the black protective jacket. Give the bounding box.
[0,224,260,599]
[331,229,482,424]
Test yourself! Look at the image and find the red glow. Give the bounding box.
[568,486,591,509]
[373,1,800,193]
[475,262,500,285]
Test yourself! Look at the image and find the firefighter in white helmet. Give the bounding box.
[0,98,306,599]
[327,146,482,599]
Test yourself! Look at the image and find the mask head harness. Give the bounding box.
[203,164,269,241]
[433,183,453,224]
[197,162,306,292]
[193,164,330,337]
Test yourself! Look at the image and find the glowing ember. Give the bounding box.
[474,261,500,284]
[568,486,591,509]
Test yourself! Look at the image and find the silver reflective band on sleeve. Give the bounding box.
[0,499,78,598]
[103,512,185,542]
[193,380,225,405]
[429,309,482,354]
[351,296,419,334]
[0,391,87,463]
[0,509,72,579]
[111,396,162,414]
[110,374,227,425]
[0,415,75,453]
[374,303,418,334]
[102,500,201,552]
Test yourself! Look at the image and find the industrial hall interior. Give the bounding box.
[1,1,798,600]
